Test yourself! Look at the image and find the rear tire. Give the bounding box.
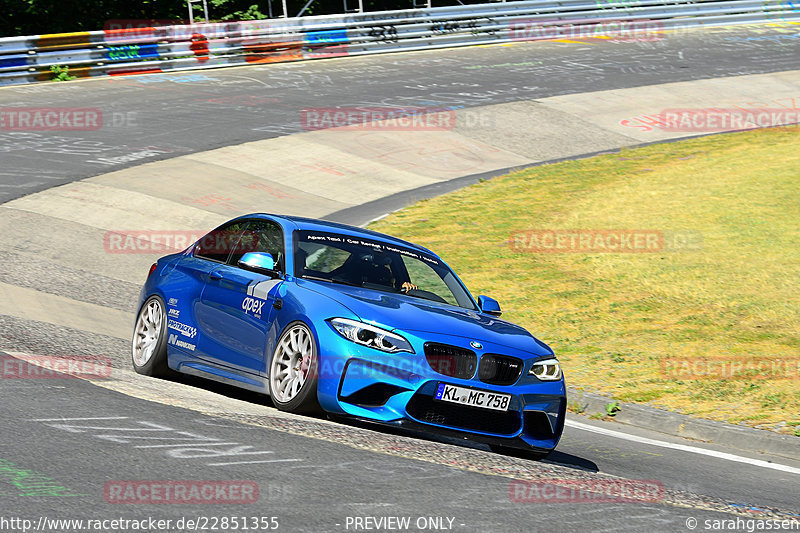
[268,321,321,414]
[131,295,173,377]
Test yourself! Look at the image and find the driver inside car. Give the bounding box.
[400,280,417,293]
[336,250,418,293]
[365,251,418,293]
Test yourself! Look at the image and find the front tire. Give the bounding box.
[268,321,321,414]
[132,295,172,377]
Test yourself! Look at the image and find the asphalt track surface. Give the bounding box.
[3,24,800,203]
[1,362,794,533]
[2,23,800,533]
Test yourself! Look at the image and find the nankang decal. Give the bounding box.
[242,297,265,318]
[168,333,196,351]
[305,29,348,45]
[167,297,178,306]
[105,44,159,62]
[167,319,196,339]
[168,308,180,318]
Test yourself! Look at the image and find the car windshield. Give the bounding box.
[294,230,476,310]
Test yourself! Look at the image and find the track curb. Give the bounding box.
[568,388,800,461]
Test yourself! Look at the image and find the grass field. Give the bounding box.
[370,127,800,434]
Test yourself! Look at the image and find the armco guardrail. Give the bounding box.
[1,0,799,86]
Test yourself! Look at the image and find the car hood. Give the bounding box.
[299,280,553,356]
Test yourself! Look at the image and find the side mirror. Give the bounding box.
[239,252,280,277]
[478,295,502,317]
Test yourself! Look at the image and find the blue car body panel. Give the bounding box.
[136,214,567,453]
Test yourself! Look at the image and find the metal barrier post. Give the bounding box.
[187,0,210,22]
[297,0,317,16]
[344,0,362,12]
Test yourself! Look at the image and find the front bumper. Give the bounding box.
[314,325,566,452]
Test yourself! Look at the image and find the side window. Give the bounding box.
[228,220,285,272]
[194,221,248,263]
[401,256,458,306]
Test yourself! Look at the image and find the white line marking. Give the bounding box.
[566,419,800,475]
[135,442,237,449]
[207,458,301,467]
[366,213,389,225]
[30,417,128,421]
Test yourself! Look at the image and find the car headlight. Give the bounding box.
[329,318,414,354]
[529,358,562,381]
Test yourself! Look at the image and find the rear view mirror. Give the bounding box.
[478,295,502,317]
[239,252,280,277]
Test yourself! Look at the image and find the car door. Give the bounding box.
[165,220,249,356]
[195,219,285,376]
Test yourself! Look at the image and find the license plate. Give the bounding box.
[434,383,511,411]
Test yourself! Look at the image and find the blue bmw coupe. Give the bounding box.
[132,214,565,458]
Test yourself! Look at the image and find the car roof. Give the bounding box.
[241,213,437,256]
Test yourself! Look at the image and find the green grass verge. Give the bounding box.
[370,126,800,433]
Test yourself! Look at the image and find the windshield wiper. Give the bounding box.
[300,275,334,283]
[329,277,363,287]
[300,275,361,288]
